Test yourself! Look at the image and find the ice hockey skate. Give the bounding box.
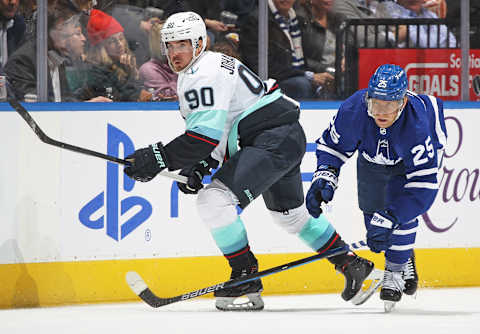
[403,252,418,296]
[381,269,405,312]
[336,254,383,305]
[214,264,264,311]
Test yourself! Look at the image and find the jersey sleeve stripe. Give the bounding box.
[406,167,439,179]
[404,182,438,190]
[316,143,349,162]
[186,132,218,146]
[187,126,223,142]
[427,95,447,148]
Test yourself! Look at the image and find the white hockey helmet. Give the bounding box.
[161,11,207,73]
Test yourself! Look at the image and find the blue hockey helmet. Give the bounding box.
[367,64,407,101]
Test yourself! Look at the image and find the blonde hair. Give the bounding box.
[149,21,166,61]
[86,33,139,81]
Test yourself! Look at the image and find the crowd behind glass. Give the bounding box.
[0,0,477,102]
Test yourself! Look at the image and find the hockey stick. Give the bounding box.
[9,99,187,184]
[126,240,383,308]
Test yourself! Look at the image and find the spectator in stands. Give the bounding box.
[111,3,164,67]
[422,0,447,18]
[17,0,35,39]
[5,9,108,102]
[62,11,111,101]
[445,0,480,49]
[333,0,392,47]
[0,0,26,67]
[376,0,456,48]
[297,0,345,99]
[85,9,151,101]
[212,37,242,60]
[221,0,258,27]
[184,0,231,45]
[239,0,326,100]
[138,21,177,101]
[20,1,95,47]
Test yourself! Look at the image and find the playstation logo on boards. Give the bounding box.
[79,124,152,241]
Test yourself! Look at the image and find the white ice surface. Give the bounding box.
[1,288,479,334]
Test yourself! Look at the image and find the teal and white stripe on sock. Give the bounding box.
[298,215,336,251]
[211,217,249,255]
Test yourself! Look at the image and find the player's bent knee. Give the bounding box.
[197,179,239,229]
[269,205,310,234]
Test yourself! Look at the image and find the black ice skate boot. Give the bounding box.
[380,269,405,312]
[325,235,382,305]
[402,251,418,296]
[214,247,264,311]
[335,254,382,304]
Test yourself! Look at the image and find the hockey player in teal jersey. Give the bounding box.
[306,64,447,311]
[124,11,379,311]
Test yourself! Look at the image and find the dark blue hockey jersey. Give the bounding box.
[316,89,447,224]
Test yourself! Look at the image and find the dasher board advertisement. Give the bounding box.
[358,49,480,101]
[0,105,478,264]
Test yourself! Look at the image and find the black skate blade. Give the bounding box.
[350,268,384,306]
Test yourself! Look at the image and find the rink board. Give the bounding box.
[0,101,479,308]
[0,248,479,308]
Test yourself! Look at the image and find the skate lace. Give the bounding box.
[383,270,405,292]
[403,257,416,280]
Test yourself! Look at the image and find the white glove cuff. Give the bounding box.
[312,170,338,189]
[371,212,394,229]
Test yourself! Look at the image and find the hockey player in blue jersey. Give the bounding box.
[123,11,381,311]
[306,64,447,311]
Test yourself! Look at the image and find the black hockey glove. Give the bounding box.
[124,142,168,182]
[306,165,339,218]
[178,156,219,194]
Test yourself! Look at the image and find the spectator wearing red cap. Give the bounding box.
[5,8,110,102]
[84,9,152,102]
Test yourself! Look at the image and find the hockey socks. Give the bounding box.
[297,216,380,303]
[224,245,258,271]
[215,244,264,311]
[298,215,337,252]
[211,217,249,255]
[297,215,353,264]
[320,233,353,267]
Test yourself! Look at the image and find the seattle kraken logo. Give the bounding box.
[78,124,152,241]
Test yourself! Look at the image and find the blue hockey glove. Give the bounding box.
[366,211,399,253]
[178,156,219,195]
[124,142,168,182]
[306,165,339,218]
